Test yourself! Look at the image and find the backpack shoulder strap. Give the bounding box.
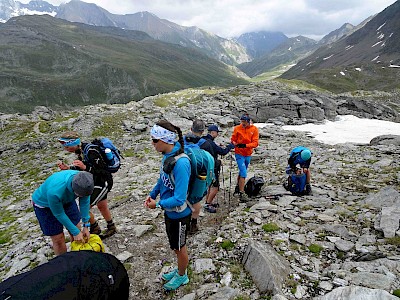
[197,138,206,147]
[82,143,102,164]
[163,153,190,187]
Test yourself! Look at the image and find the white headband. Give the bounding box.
[150,124,177,145]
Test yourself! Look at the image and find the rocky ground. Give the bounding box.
[1,81,400,299]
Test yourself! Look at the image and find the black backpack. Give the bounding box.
[0,251,129,300]
[244,176,265,197]
[83,137,122,173]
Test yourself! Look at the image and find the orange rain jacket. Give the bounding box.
[231,124,259,156]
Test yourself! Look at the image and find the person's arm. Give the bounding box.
[149,178,162,200]
[159,158,191,209]
[48,196,80,236]
[230,127,238,145]
[288,152,300,170]
[78,195,91,239]
[245,127,259,149]
[78,195,90,224]
[214,142,233,156]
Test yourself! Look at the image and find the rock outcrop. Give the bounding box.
[0,81,399,299]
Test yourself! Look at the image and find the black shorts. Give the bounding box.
[165,214,191,250]
[90,179,113,206]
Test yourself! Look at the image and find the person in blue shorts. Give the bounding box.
[144,120,192,291]
[32,170,94,255]
[231,114,259,202]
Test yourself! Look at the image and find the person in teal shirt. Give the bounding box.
[32,170,94,255]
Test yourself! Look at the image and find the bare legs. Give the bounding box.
[238,176,245,192]
[50,233,67,255]
[174,246,188,276]
[206,187,218,205]
[97,200,112,222]
[89,199,112,224]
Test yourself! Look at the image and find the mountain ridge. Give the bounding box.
[280,0,400,92]
[0,15,247,113]
[56,1,251,65]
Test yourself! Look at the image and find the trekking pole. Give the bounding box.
[228,153,233,212]
[221,161,226,203]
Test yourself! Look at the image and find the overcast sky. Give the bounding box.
[20,0,397,39]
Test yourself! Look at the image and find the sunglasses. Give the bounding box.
[152,138,160,144]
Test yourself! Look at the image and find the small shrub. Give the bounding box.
[386,236,400,246]
[308,244,323,255]
[393,289,400,297]
[262,223,280,233]
[221,239,235,251]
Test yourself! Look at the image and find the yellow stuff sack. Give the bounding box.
[71,234,105,252]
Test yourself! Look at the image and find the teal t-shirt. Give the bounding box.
[32,170,90,236]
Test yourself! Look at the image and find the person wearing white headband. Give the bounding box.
[145,120,192,291]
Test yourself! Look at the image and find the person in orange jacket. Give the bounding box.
[231,114,259,202]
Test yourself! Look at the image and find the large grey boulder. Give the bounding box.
[361,187,400,209]
[370,135,400,146]
[313,286,398,300]
[242,240,290,294]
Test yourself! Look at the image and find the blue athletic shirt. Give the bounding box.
[289,146,312,168]
[32,170,90,236]
[149,142,192,219]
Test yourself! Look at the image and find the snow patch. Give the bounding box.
[282,115,400,145]
[340,71,345,76]
[371,41,383,47]
[376,22,386,31]
[19,8,56,17]
[323,54,333,60]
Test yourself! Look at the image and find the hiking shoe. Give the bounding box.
[90,222,101,235]
[233,184,240,196]
[210,202,219,208]
[163,273,189,291]
[161,268,177,281]
[189,222,199,235]
[305,184,312,195]
[99,223,116,239]
[204,204,217,213]
[239,192,249,202]
[283,181,289,191]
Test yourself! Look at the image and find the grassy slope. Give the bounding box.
[0,15,248,113]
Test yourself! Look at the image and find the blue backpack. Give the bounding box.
[288,173,307,195]
[164,139,215,205]
[83,137,122,173]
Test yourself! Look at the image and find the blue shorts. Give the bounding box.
[33,201,81,236]
[235,154,251,178]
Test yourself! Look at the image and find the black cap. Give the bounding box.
[208,124,221,132]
